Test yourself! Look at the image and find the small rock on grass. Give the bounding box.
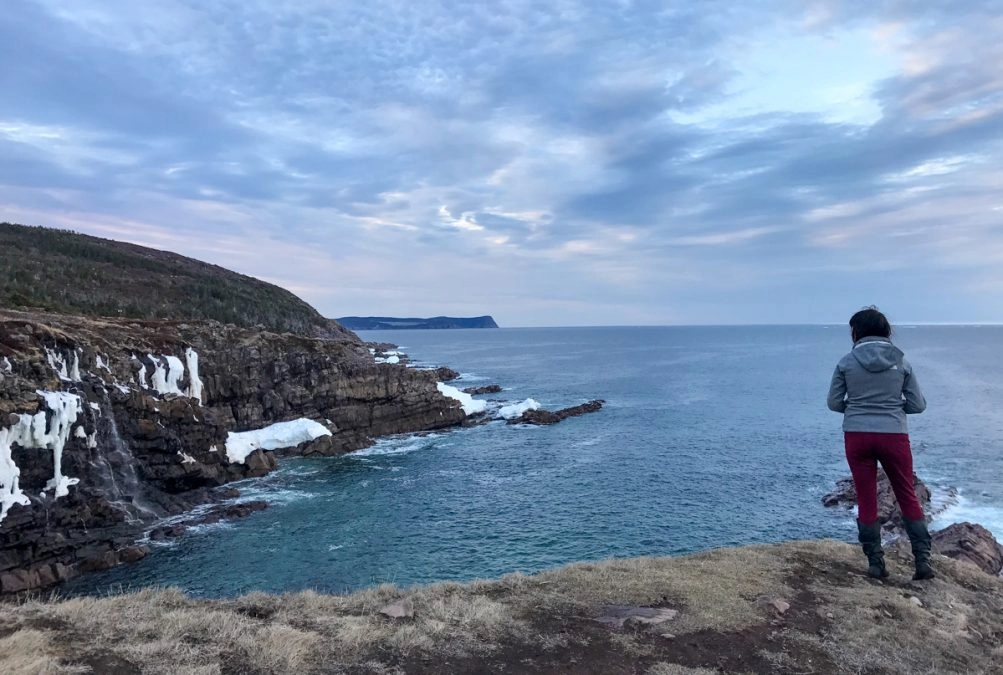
[756,596,790,615]
[595,605,678,628]
[379,598,414,619]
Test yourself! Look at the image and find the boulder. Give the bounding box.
[119,545,150,563]
[0,569,39,593]
[932,522,1003,576]
[79,551,119,573]
[35,564,58,588]
[433,366,461,382]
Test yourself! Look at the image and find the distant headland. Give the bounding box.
[336,316,499,330]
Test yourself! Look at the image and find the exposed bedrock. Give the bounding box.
[507,400,605,425]
[930,522,1003,576]
[0,309,468,593]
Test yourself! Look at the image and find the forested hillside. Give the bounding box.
[0,223,346,337]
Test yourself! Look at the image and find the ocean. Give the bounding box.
[65,325,1003,597]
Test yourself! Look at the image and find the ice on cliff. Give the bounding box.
[184,347,203,402]
[225,419,332,464]
[45,347,81,382]
[437,382,487,415]
[130,350,205,402]
[0,391,82,523]
[149,353,186,396]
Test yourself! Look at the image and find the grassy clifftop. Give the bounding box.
[3,540,1001,674]
[0,223,343,337]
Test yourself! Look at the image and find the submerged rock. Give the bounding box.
[148,500,271,542]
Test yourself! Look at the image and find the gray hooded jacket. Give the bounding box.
[827,336,926,433]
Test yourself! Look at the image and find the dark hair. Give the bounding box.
[849,306,892,341]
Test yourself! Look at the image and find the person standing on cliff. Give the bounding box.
[827,307,935,581]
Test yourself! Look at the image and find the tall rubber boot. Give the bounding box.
[857,520,889,579]
[903,518,936,580]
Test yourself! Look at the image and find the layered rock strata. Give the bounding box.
[0,309,467,593]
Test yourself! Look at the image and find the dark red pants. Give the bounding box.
[844,432,926,525]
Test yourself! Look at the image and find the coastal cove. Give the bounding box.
[63,325,1003,598]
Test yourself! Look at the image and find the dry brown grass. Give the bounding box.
[0,629,77,675]
[1,539,1001,674]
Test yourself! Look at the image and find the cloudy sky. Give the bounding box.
[2,1,1002,326]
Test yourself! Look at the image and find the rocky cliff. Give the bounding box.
[0,309,467,594]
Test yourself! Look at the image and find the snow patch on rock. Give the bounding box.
[225,419,332,464]
[436,382,487,415]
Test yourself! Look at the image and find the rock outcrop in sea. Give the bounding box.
[822,470,934,531]
[823,473,1003,576]
[507,400,605,425]
[0,309,469,594]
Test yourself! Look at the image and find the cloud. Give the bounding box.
[2,0,1003,325]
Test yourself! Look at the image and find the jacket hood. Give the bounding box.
[851,337,904,373]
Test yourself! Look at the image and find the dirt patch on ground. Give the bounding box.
[1,540,1002,674]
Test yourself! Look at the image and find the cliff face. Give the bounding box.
[0,309,467,594]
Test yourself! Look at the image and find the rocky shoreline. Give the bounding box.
[0,310,606,596]
[0,309,473,594]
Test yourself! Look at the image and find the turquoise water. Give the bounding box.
[66,326,1003,597]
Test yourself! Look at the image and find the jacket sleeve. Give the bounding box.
[902,359,927,414]
[827,364,847,413]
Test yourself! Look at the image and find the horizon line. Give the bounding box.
[350,322,1003,330]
